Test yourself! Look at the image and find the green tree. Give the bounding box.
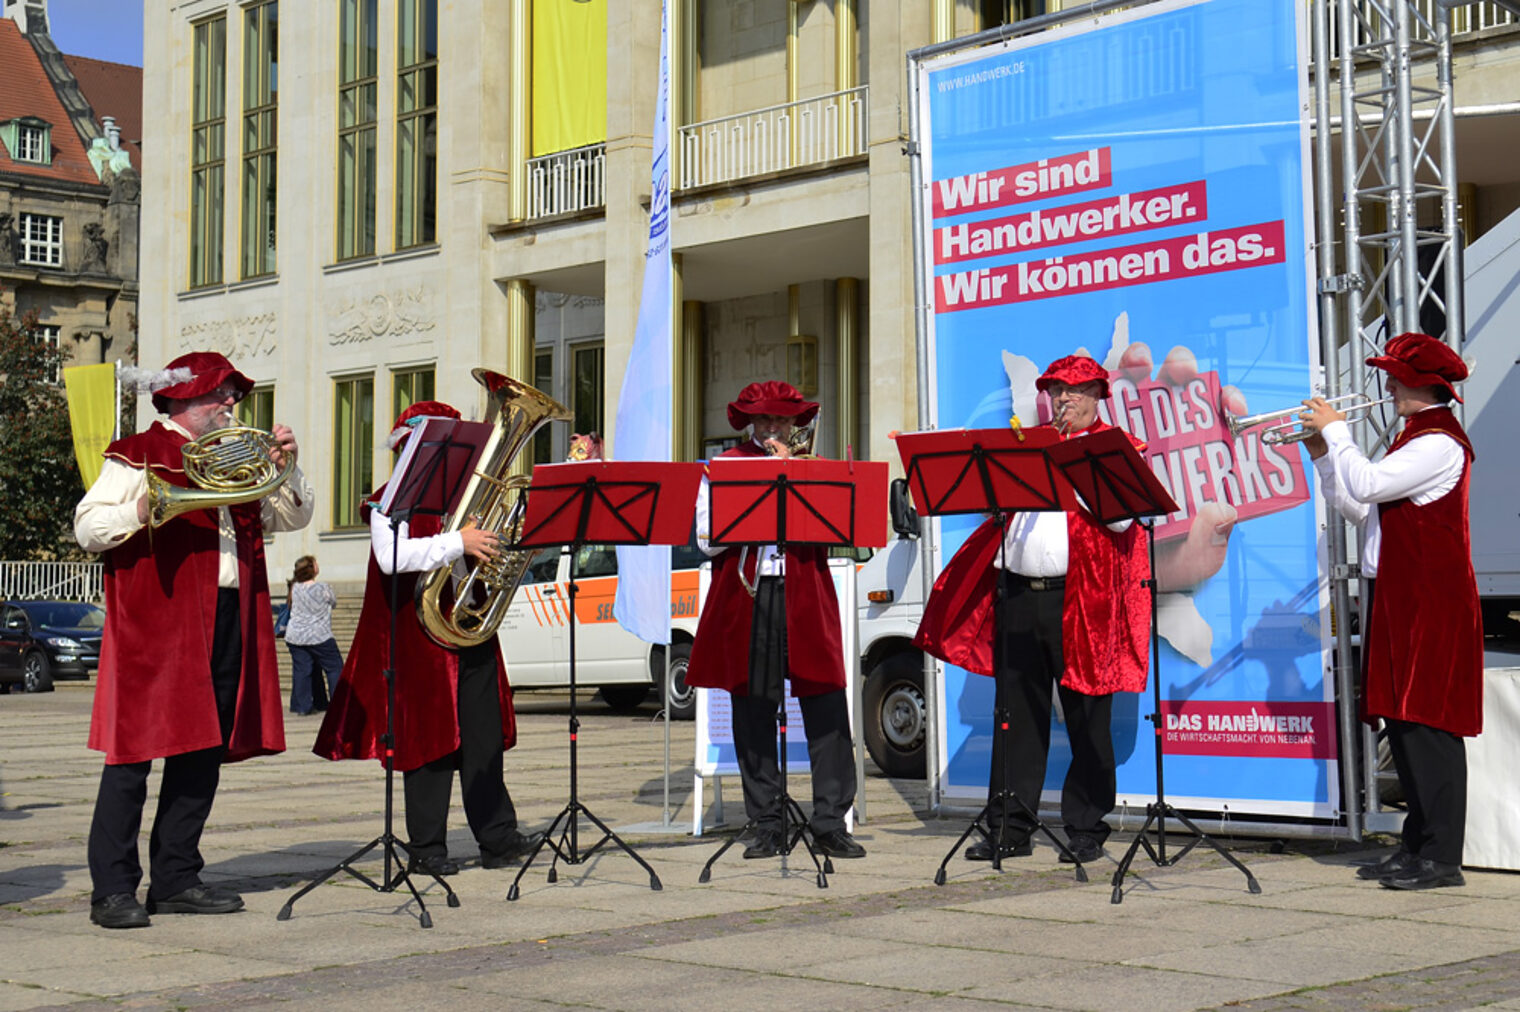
[0,308,86,560]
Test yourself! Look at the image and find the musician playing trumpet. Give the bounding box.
[315,401,543,878]
[76,352,314,928]
[1298,332,1481,891]
[916,354,1150,866]
[688,381,866,861]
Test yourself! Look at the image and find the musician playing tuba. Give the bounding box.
[315,400,544,877]
[75,351,314,929]
[687,381,867,861]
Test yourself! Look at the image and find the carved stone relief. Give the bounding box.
[327,284,438,346]
[178,312,279,360]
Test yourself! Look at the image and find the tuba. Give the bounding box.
[147,426,294,528]
[416,369,571,649]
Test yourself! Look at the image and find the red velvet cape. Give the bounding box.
[89,423,285,764]
[313,499,516,771]
[687,442,846,697]
[912,421,1151,695]
[1362,409,1483,736]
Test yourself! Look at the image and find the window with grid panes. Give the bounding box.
[31,324,61,384]
[391,366,435,424]
[332,375,375,528]
[571,342,603,438]
[533,349,553,463]
[18,213,62,267]
[237,386,275,431]
[241,0,278,279]
[338,0,378,260]
[396,0,437,249]
[17,123,47,163]
[191,15,227,287]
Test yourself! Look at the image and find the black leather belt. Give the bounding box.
[1008,573,1065,591]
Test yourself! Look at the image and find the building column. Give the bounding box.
[835,277,859,459]
[507,0,531,222]
[504,277,535,476]
[933,0,956,43]
[835,0,857,152]
[673,252,706,462]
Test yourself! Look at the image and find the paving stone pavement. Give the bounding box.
[3,683,1520,1011]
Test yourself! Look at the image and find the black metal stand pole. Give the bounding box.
[280,514,458,925]
[509,555,662,900]
[1109,520,1261,903]
[934,511,1085,885]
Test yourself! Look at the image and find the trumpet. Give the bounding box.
[1226,393,1395,446]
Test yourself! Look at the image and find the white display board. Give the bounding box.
[692,557,859,834]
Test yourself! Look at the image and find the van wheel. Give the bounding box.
[22,651,54,694]
[599,684,650,712]
[863,652,925,779]
[660,643,695,721]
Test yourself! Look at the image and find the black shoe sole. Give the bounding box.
[90,911,150,928]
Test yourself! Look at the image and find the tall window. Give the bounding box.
[333,374,375,528]
[18,213,63,267]
[237,386,275,430]
[191,15,227,288]
[396,0,438,249]
[391,365,435,423]
[31,324,61,384]
[533,349,553,463]
[17,124,45,162]
[241,0,278,279]
[338,0,378,260]
[571,342,604,437]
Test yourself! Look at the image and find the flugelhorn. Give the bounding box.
[147,426,294,527]
[415,369,571,649]
[1226,393,1395,446]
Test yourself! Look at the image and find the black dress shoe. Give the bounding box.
[1058,836,1104,864]
[965,837,1033,861]
[814,828,867,859]
[146,884,244,915]
[90,892,150,929]
[1380,858,1465,891]
[407,853,460,877]
[1355,850,1416,881]
[743,830,781,859]
[481,830,547,869]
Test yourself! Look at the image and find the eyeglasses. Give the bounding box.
[211,382,245,404]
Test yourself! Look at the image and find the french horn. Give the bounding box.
[147,426,294,528]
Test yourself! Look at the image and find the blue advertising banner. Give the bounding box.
[915,0,1336,817]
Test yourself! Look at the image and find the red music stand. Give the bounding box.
[1046,429,1260,903]
[503,460,703,901]
[697,457,888,888]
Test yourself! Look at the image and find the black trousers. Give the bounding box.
[730,576,856,835]
[88,589,242,902]
[403,641,520,860]
[1386,718,1467,866]
[988,572,1116,845]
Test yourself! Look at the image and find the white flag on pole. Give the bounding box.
[612,0,674,645]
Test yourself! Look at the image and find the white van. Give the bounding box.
[499,541,706,719]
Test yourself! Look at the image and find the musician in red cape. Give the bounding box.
[1300,332,1481,891]
[75,351,313,929]
[688,381,865,861]
[914,354,1150,865]
[315,401,542,877]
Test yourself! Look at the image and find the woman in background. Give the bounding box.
[286,555,344,715]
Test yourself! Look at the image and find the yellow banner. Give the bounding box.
[532,0,608,156]
[64,362,116,489]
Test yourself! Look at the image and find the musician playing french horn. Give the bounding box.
[688,381,867,861]
[76,351,314,929]
[315,399,544,878]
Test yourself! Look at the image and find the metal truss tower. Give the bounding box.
[1311,0,1465,837]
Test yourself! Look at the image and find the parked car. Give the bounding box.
[0,600,105,694]
[502,541,706,718]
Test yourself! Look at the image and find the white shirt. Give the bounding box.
[369,506,466,574]
[1312,405,1464,577]
[694,442,784,576]
[994,502,1134,577]
[74,420,316,587]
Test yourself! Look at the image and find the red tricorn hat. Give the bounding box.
[726,381,819,431]
[388,400,461,450]
[1366,332,1468,403]
[1035,354,1111,399]
[150,351,254,413]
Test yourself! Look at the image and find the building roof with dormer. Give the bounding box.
[0,17,106,187]
[63,53,142,173]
